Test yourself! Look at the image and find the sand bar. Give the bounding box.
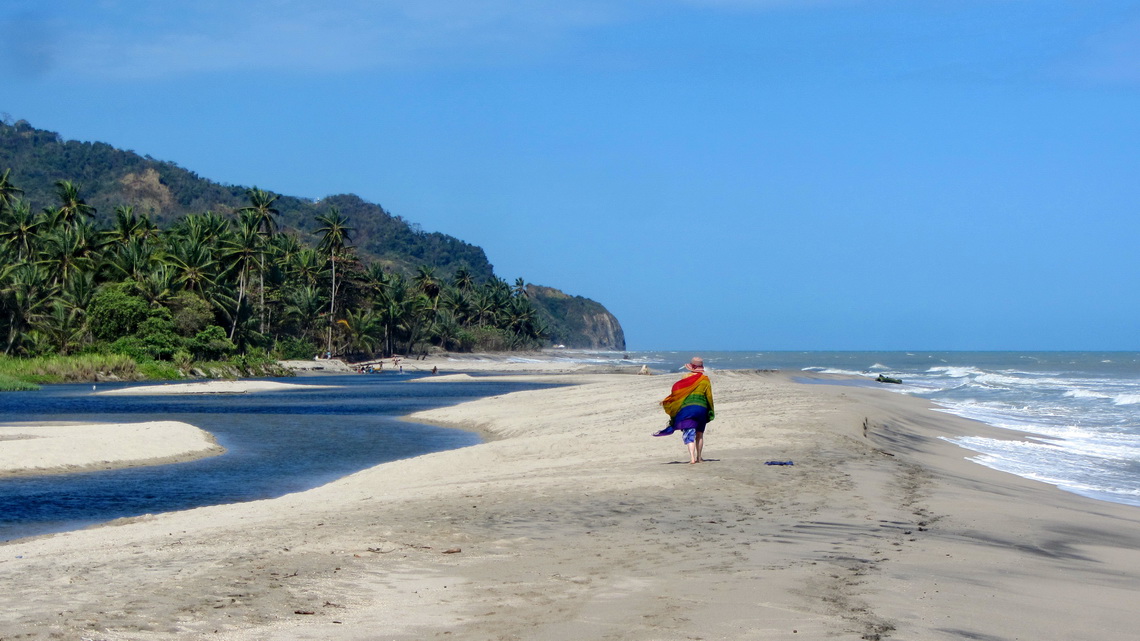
[0,421,223,477]
[1,370,1138,640]
[96,380,340,395]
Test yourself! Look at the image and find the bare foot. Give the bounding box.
[689,460,699,465]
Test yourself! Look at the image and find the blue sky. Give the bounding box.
[3,0,1139,350]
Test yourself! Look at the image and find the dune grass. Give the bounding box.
[0,352,290,390]
[0,354,141,385]
[0,372,39,391]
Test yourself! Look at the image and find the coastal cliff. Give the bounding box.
[527,285,626,350]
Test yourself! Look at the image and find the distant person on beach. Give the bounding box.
[654,357,715,464]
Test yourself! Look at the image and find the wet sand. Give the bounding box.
[1,370,1137,640]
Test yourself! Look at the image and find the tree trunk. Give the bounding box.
[229,270,246,341]
[326,255,336,357]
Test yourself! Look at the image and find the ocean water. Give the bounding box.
[0,374,553,542]
[554,350,1140,508]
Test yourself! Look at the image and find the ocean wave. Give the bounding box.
[948,433,1140,504]
[933,401,1071,432]
[800,367,869,377]
[926,366,982,378]
[948,436,1140,493]
[1064,389,1112,400]
[947,421,1140,461]
[972,372,1040,388]
[1062,389,1140,406]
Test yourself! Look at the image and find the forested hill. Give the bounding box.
[0,119,493,279]
[0,117,627,353]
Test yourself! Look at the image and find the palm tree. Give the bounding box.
[267,233,302,269]
[413,266,441,300]
[134,264,177,307]
[512,277,529,298]
[407,293,435,355]
[52,180,96,226]
[105,205,149,245]
[0,199,41,260]
[288,248,324,287]
[238,188,281,332]
[37,222,101,289]
[472,289,499,327]
[315,207,355,356]
[61,270,98,316]
[440,285,475,326]
[430,309,463,351]
[222,211,264,339]
[363,263,393,302]
[0,168,24,211]
[452,266,474,292]
[1,263,55,355]
[283,284,325,343]
[412,265,443,340]
[339,308,384,357]
[374,271,408,356]
[40,300,85,355]
[106,237,158,283]
[173,211,229,246]
[239,187,281,235]
[166,240,219,294]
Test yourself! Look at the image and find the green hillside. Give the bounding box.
[0,118,625,363]
[0,119,493,280]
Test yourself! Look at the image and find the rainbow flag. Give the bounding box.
[661,373,715,422]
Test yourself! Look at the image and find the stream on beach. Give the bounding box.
[0,373,550,542]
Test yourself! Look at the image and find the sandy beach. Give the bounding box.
[0,421,223,478]
[1,369,1138,640]
[95,380,341,395]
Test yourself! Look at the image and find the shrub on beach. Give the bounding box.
[136,360,183,380]
[460,327,514,352]
[88,285,150,341]
[188,325,236,361]
[275,337,319,360]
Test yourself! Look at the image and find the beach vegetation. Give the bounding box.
[0,353,139,384]
[0,171,548,376]
[0,373,39,391]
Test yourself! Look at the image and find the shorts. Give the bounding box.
[676,417,707,444]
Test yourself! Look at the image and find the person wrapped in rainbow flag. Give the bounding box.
[654,356,715,464]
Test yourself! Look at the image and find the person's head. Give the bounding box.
[685,356,705,373]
